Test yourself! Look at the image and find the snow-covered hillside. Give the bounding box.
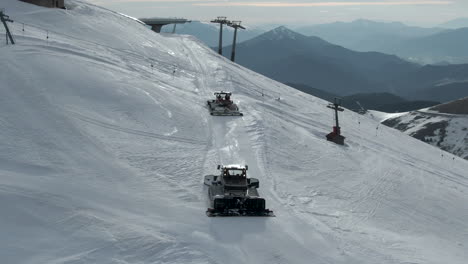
[1,1,467,263]
[381,100,468,160]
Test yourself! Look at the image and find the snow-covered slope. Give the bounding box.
[382,99,468,160]
[1,1,467,263]
[365,110,407,123]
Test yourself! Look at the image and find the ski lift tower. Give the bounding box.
[0,9,15,45]
[227,21,245,62]
[211,16,230,55]
[326,98,345,145]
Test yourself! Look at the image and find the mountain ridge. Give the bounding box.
[439,17,468,28]
[295,19,468,64]
[224,26,468,101]
[295,19,444,52]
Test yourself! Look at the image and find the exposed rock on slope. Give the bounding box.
[383,99,468,159]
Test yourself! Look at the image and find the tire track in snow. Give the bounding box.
[348,166,400,227]
[199,48,319,212]
[179,38,232,209]
[344,122,468,188]
[181,39,282,214]
[180,39,356,262]
[224,71,385,256]
[185,40,267,172]
[133,86,173,119]
[66,110,207,146]
[181,39,222,168]
[361,136,468,188]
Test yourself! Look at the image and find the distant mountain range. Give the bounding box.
[172,19,468,64]
[161,21,263,47]
[173,18,468,64]
[286,83,439,113]
[382,28,468,64]
[295,19,443,52]
[224,26,417,96]
[413,81,468,103]
[439,17,468,29]
[224,26,468,102]
[395,65,468,101]
[295,19,468,64]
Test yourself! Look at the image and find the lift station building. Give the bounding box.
[19,0,65,8]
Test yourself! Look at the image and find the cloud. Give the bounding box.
[193,1,453,7]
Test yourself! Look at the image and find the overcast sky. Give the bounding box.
[89,0,468,27]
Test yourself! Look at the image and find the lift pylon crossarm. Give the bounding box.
[0,10,15,45]
[227,20,245,62]
[327,98,344,112]
[211,16,230,55]
[210,16,228,23]
[228,21,246,30]
[327,104,344,112]
[0,14,12,22]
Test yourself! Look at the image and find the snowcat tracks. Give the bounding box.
[206,209,275,217]
[206,197,274,217]
[210,112,244,116]
[207,101,243,116]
